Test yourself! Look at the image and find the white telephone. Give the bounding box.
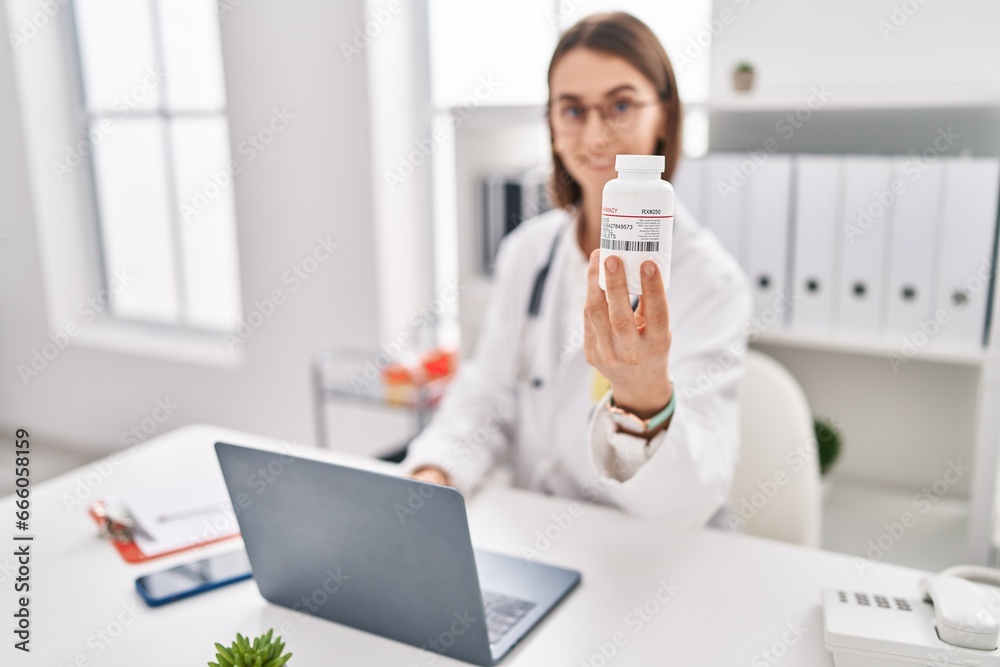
[823,565,1000,666]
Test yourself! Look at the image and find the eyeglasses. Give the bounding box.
[547,96,665,136]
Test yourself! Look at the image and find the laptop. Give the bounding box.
[215,442,580,665]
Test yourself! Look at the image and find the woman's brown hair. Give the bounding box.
[547,12,682,210]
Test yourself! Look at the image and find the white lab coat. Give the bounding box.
[401,199,753,530]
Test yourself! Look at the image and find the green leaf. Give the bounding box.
[262,654,290,667]
[814,417,842,476]
[215,643,235,664]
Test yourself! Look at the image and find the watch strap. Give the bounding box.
[610,390,676,433]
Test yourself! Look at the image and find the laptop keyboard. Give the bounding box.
[482,590,536,646]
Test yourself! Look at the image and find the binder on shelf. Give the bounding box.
[480,169,550,274]
[884,159,944,343]
[836,156,893,338]
[790,155,842,334]
[670,157,707,226]
[744,155,793,324]
[705,153,746,264]
[933,157,1000,349]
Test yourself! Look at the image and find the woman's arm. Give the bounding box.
[582,249,752,527]
[399,237,524,496]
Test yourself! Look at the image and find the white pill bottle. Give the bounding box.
[598,154,674,295]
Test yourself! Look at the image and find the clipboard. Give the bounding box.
[88,491,240,564]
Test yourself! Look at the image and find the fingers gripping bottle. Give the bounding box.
[598,154,674,295]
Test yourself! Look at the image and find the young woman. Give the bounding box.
[402,12,752,529]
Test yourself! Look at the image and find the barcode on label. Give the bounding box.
[601,239,659,252]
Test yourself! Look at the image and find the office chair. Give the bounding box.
[731,349,823,547]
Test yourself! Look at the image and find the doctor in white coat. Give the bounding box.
[402,12,752,530]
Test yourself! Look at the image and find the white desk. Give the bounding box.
[0,425,929,665]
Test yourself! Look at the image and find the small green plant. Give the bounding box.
[734,61,754,73]
[208,629,292,667]
[814,417,842,477]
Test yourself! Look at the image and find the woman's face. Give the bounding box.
[549,48,666,201]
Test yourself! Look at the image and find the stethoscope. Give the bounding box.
[515,223,567,388]
[514,221,639,390]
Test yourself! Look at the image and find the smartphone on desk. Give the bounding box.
[136,549,252,607]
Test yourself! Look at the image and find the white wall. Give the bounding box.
[709,0,1000,99]
[0,0,383,453]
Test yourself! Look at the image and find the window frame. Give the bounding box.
[68,0,238,334]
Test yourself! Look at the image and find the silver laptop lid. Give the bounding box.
[215,442,493,666]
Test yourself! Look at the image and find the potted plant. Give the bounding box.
[814,416,842,499]
[209,629,292,667]
[732,61,755,93]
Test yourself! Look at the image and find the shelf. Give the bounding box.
[435,88,1000,121]
[433,92,1000,133]
[316,375,450,411]
[700,86,1000,112]
[823,476,969,573]
[310,346,457,448]
[753,329,987,366]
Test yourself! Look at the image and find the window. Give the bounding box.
[71,0,241,331]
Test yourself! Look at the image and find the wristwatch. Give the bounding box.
[608,389,676,437]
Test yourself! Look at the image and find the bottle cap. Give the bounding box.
[615,154,665,173]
